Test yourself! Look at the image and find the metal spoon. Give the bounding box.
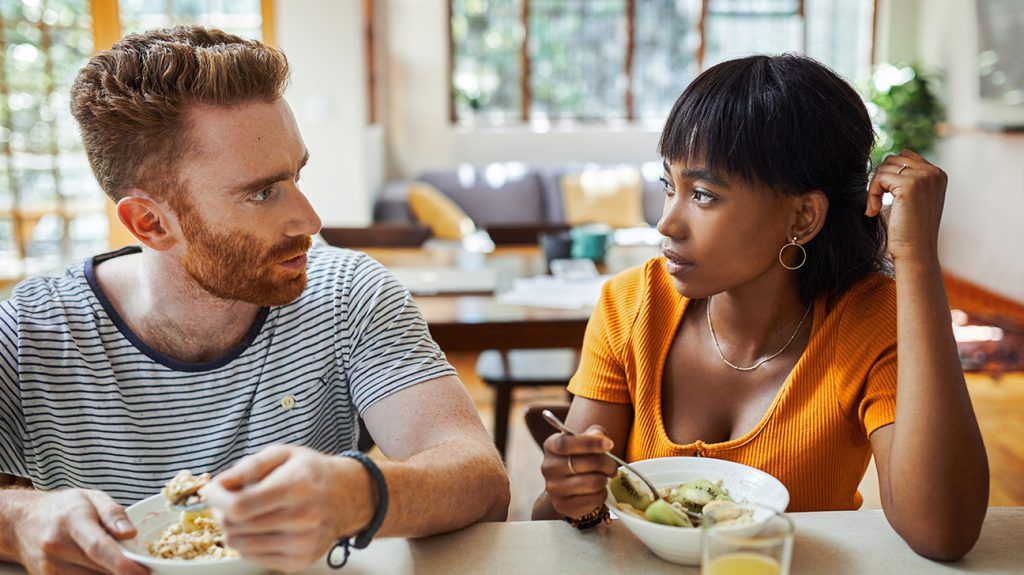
[541,409,702,520]
[169,500,209,512]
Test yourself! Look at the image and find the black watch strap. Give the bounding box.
[327,449,389,569]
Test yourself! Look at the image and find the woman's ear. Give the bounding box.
[789,191,828,243]
[115,192,180,251]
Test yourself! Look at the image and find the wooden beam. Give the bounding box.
[870,0,880,66]
[625,0,635,121]
[88,0,138,250]
[89,0,121,51]
[697,0,708,73]
[364,0,377,125]
[520,0,531,123]
[261,0,276,47]
[447,0,456,123]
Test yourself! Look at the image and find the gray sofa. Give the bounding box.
[374,162,666,228]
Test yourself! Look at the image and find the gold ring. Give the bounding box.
[897,163,909,175]
[567,456,578,475]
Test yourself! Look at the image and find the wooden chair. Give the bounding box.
[320,224,432,248]
[476,349,577,457]
[524,403,571,449]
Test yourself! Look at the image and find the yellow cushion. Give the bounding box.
[407,182,476,241]
[561,167,645,228]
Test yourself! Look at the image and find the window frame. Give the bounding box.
[447,0,879,127]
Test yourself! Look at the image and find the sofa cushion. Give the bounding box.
[559,166,647,228]
[418,164,545,226]
[408,182,477,241]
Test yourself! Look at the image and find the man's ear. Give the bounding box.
[115,193,179,251]
[789,190,828,243]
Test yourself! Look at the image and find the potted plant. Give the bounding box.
[865,63,944,165]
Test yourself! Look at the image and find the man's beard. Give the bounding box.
[175,202,312,306]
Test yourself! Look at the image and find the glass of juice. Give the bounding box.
[701,502,794,575]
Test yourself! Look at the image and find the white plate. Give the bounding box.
[120,494,269,575]
[605,457,790,566]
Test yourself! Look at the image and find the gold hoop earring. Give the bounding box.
[779,236,807,270]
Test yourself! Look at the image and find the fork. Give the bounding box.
[541,409,702,520]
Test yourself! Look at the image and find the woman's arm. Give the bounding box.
[867,150,989,561]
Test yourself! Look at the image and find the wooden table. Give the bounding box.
[363,244,659,352]
[2,509,1020,574]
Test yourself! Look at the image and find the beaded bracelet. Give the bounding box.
[327,450,389,569]
[564,504,611,530]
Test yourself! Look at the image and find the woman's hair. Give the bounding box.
[71,26,290,201]
[658,53,890,302]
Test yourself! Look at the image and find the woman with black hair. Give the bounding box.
[535,54,988,561]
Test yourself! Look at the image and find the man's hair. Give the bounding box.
[658,53,890,303]
[70,26,290,201]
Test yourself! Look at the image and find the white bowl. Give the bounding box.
[605,457,790,566]
[120,494,269,575]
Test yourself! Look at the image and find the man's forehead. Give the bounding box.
[179,100,305,187]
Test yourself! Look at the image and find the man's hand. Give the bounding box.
[11,489,148,575]
[204,445,375,573]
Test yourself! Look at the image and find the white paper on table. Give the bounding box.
[497,275,612,309]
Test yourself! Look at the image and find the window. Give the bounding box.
[1,0,105,279]
[118,0,264,40]
[450,0,876,126]
[0,0,268,283]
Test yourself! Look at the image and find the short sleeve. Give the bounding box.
[0,299,28,478]
[335,254,457,413]
[832,275,899,437]
[567,268,645,404]
[859,341,898,437]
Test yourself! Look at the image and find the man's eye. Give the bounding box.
[250,188,273,202]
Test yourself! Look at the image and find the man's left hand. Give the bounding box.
[204,445,375,573]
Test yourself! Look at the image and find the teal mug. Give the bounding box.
[570,225,611,264]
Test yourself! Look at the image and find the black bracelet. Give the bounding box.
[563,504,611,530]
[327,450,389,569]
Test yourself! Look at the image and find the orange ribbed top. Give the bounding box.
[568,258,898,512]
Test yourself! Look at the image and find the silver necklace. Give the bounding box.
[706,296,812,372]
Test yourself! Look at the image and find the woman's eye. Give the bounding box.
[692,189,715,204]
[250,188,273,202]
[659,177,675,196]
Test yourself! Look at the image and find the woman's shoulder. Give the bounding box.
[603,257,675,304]
[595,257,675,329]
[825,272,897,338]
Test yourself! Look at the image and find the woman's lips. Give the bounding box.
[662,250,696,277]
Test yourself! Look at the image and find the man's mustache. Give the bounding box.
[263,235,312,264]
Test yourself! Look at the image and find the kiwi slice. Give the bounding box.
[670,479,730,513]
[609,470,655,511]
[644,499,694,528]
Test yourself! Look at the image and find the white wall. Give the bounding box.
[895,0,1024,302]
[276,0,372,226]
[382,0,662,177]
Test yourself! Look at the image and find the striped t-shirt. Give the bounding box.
[0,243,455,505]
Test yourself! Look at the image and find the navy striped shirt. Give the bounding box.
[0,243,455,504]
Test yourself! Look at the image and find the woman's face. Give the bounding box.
[656,159,798,299]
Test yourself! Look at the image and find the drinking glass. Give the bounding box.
[701,502,794,575]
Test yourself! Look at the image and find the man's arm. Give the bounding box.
[205,375,509,572]
[362,374,510,534]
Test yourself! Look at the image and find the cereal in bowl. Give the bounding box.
[146,470,238,560]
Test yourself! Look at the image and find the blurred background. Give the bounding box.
[1,0,1021,519]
